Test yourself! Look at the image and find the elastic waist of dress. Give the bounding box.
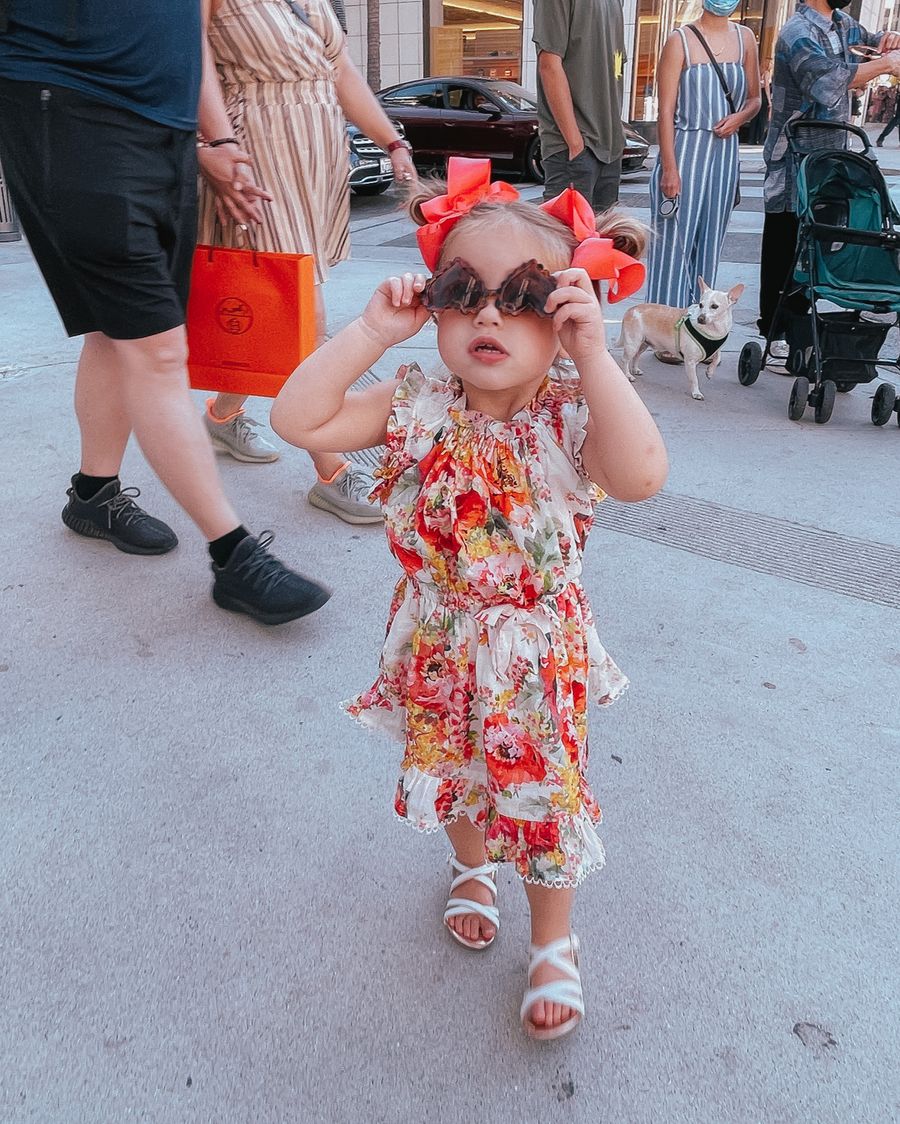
[224,79,339,107]
[407,578,581,616]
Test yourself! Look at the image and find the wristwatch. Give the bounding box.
[387,139,412,154]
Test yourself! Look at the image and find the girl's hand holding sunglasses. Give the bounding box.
[544,267,607,363]
[360,271,430,347]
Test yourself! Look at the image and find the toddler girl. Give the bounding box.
[271,159,668,1041]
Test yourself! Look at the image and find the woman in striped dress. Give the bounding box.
[196,0,415,523]
[646,5,759,327]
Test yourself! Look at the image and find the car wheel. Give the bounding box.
[351,182,392,197]
[525,137,544,184]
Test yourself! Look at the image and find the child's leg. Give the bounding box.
[444,817,497,946]
[523,883,576,1032]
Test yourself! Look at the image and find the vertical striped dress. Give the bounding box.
[197,0,349,283]
[647,25,747,308]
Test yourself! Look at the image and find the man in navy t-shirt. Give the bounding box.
[0,1,330,624]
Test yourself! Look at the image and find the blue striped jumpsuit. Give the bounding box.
[647,25,747,307]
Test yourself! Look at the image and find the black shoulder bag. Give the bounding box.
[688,23,742,208]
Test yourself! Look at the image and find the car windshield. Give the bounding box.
[486,83,536,112]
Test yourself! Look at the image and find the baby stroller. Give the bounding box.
[738,120,900,426]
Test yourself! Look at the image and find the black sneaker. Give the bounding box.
[61,477,178,555]
[211,532,330,625]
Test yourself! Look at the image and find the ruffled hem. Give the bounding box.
[391,766,606,887]
[339,696,406,745]
[392,808,477,836]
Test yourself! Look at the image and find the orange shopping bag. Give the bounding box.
[186,243,316,397]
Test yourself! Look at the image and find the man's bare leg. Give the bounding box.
[103,327,239,541]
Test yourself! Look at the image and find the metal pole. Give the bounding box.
[0,160,22,242]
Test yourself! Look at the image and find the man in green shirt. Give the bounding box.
[534,0,626,211]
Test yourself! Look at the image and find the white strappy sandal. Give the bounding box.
[520,934,584,1040]
[442,857,500,950]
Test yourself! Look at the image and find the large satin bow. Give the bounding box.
[416,158,644,302]
[417,158,520,271]
[540,186,645,303]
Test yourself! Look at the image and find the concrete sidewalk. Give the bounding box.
[1,157,899,1124]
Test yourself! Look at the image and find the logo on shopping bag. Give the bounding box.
[216,297,254,335]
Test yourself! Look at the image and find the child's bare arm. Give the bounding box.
[576,351,668,501]
[547,268,668,501]
[271,272,429,453]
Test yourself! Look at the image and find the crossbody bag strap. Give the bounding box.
[688,24,737,115]
[283,0,347,34]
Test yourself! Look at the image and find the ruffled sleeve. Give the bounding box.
[372,364,455,499]
[540,372,605,504]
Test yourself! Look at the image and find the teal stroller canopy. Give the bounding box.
[795,148,900,312]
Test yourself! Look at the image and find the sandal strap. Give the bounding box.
[521,934,583,1022]
[526,934,580,980]
[444,898,500,927]
[444,856,500,934]
[520,980,585,1021]
[449,858,498,900]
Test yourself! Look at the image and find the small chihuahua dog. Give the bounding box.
[618,278,745,401]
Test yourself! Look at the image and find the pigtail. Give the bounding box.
[594,207,649,260]
[406,176,448,227]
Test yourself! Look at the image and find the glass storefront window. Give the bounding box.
[429,0,523,82]
[630,0,790,122]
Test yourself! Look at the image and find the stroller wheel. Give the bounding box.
[814,380,837,425]
[871,382,897,426]
[788,377,809,421]
[738,342,762,386]
[788,348,806,376]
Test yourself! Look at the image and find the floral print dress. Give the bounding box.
[344,364,628,887]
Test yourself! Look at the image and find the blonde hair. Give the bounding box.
[407,177,647,272]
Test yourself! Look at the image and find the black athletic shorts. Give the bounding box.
[0,79,197,340]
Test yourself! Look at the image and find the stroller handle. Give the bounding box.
[784,118,871,157]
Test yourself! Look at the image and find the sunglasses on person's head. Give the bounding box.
[420,258,557,317]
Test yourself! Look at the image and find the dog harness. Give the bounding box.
[675,314,728,362]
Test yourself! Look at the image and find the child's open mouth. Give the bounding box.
[469,336,509,363]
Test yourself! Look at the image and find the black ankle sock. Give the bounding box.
[208,525,251,567]
[74,473,118,501]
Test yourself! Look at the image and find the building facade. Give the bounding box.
[343,0,885,124]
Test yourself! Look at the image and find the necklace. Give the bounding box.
[695,19,735,59]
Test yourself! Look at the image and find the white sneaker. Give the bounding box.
[768,339,790,361]
[308,463,383,525]
[204,404,280,463]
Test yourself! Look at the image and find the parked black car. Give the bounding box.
[347,122,405,196]
[375,76,649,183]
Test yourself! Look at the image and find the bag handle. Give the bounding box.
[208,219,259,265]
[688,24,737,116]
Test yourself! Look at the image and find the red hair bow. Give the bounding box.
[540,186,645,303]
[416,158,644,304]
[417,157,520,271]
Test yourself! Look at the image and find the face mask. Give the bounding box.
[702,0,740,15]
[827,0,852,9]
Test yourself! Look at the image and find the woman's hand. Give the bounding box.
[198,145,273,224]
[360,272,430,347]
[660,165,681,201]
[713,113,742,139]
[390,145,417,186]
[546,268,607,362]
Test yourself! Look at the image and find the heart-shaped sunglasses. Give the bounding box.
[420,257,557,317]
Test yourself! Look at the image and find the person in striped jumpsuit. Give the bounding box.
[647,3,759,327]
